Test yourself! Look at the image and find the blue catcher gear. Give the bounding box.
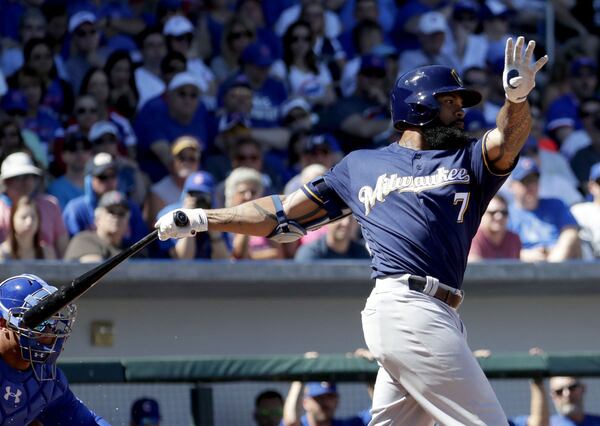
[0,274,76,381]
[390,65,482,130]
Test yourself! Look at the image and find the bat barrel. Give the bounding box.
[22,230,159,329]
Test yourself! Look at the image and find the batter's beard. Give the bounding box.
[422,118,472,150]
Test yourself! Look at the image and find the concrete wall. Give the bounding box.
[3,260,600,358]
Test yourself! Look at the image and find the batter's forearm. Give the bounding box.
[491,101,532,170]
[205,191,328,236]
[206,196,278,236]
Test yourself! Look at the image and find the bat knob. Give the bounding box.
[173,210,190,227]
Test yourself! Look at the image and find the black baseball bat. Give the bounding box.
[22,210,190,329]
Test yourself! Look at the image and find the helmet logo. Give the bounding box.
[451,69,463,87]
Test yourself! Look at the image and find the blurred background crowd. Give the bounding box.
[0,0,598,263]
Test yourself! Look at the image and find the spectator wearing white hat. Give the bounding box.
[163,15,216,99]
[66,11,103,94]
[88,121,149,207]
[398,11,460,75]
[0,151,69,258]
[133,71,210,183]
[62,152,148,246]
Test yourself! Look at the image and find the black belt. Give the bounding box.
[407,275,464,309]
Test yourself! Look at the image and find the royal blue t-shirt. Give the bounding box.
[321,137,511,287]
[134,97,209,182]
[0,357,108,425]
[508,198,578,249]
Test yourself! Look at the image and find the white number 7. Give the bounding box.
[453,192,470,223]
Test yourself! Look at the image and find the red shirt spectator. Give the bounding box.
[469,194,521,261]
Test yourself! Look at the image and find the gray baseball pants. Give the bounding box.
[361,275,509,426]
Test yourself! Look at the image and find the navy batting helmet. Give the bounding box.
[0,274,76,381]
[390,65,482,130]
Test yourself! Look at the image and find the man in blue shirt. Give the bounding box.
[219,42,288,129]
[157,37,547,425]
[134,71,209,183]
[507,156,581,262]
[283,381,365,426]
[63,152,147,247]
[512,377,600,426]
[547,377,600,426]
[0,274,109,424]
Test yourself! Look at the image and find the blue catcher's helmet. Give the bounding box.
[0,274,76,381]
[390,65,482,130]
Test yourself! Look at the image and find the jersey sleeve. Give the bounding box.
[321,154,353,206]
[471,133,518,207]
[37,386,110,425]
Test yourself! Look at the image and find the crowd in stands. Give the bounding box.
[0,0,599,262]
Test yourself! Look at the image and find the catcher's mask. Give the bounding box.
[0,274,76,381]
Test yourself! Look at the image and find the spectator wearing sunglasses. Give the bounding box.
[134,72,209,183]
[62,152,147,246]
[144,136,202,228]
[548,377,600,425]
[64,190,139,262]
[47,132,92,209]
[0,151,69,258]
[469,194,521,261]
[514,376,600,426]
[163,15,216,100]
[65,11,103,94]
[210,16,256,84]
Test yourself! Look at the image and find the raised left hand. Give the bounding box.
[503,36,548,103]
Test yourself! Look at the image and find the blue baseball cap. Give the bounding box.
[183,171,214,194]
[302,134,340,153]
[240,42,274,67]
[131,397,160,425]
[305,382,337,398]
[512,157,540,181]
[589,162,600,181]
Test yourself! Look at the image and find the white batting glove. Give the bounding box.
[503,36,548,103]
[154,208,208,241]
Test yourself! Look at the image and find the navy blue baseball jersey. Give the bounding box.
[319,136,511,288]
[0,357,108,425]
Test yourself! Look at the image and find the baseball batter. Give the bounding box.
[156,36,547,425]
[0,274,109,425]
